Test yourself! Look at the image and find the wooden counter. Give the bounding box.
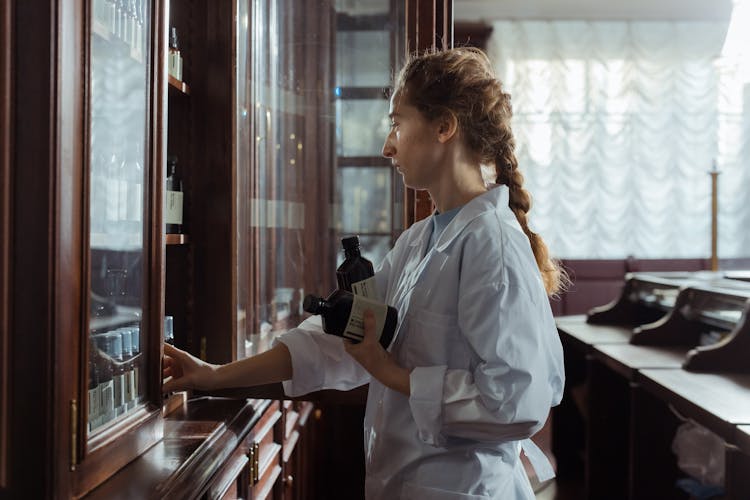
[85,397,278,500]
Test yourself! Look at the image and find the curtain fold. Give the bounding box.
[488,21,750,259]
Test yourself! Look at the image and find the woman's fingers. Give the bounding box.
[164,343,186,359]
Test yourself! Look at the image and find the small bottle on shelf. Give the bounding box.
[118,327,136,410]
[168,27,183,81]
[165,156,184,234]
[106,332,127,417]
[303,290,397,349]
[336,236,375,297]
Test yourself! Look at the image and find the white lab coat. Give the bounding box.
[275,185,565,499]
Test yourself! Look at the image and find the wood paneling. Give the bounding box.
[10,0,57,497]
[0,0,11,489]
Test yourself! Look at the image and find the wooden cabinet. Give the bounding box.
[3,1,451,499]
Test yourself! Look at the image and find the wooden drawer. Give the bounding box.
[206,443,250,500]
[247,401,282,499]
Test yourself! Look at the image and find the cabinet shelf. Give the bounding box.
[166,233,189,245]
[168,75,190,95]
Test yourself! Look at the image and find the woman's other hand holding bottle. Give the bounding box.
[343,310,411,396]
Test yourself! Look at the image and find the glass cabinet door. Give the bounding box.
[241,0,404,353]
[87,0,152,435]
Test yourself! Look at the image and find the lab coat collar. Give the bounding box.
[433,185,512,253]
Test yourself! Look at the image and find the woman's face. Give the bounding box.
[381,90,442,190]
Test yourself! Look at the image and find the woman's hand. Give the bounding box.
[162,343,219,393]
[344,310,411,396]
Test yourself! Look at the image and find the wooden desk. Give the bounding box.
[630,370,750,500]
[636,370,750,441]
[593,344,688,380]
[553,316,634,485]
[583,344,689,499]
[556,315,632,353]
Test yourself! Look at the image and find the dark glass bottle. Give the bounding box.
[165,156,184,234]
[336,236,375,297]
[303,289,397,349]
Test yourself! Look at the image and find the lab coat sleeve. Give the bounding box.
[273,315,372,397]
[409,280,564,446]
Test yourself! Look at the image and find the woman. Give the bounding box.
[163,47,566,499]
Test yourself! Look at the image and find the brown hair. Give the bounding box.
[393,47,568,296]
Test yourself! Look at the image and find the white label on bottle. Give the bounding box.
[125,368,135,407]
[351,276,377,299]
[113,373,125,412]
[99,380,115,421]
[344,295,388,343]
[165,190,183,225]
[88,386,101,423]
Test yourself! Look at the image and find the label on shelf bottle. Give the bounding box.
[165,190,183,225]
[88,385,102,429]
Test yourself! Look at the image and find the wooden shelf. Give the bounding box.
[166,233,189,245]
[168,75,190,95]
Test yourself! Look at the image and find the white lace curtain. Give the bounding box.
[487,21,750,259]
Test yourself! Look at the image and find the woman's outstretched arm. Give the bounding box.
[162,342,293,393]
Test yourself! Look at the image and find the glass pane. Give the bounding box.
[245,0,404,353]
[336,99,390,157]
[335,167,391,233]
[236,0,251,357]
[336,31,391,87]
[88,0,150,434]
[358,235,391,269]
[334,0,389,15]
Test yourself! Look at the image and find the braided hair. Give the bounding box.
[393,47,567,295]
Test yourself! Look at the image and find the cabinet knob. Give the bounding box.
[284,474,294,487]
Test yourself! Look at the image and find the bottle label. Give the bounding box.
[100,380,115,421]
[88,386,101,423]
[113,373,125,411]
[125,368,136,407]
[344,295,388,343]
[165,190,183,225]
[351,276,377,299]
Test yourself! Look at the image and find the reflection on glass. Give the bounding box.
[336,99,390,157]
[334,0,389,15]
[236,0,251,356]
[246,0,403,352]
[356,235,391,269]
[336,31,391,87]
[88,0,150,434]
[335,167,391,233]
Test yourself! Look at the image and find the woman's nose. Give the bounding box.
[382,137,394,158]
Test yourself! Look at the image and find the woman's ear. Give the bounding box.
[436,111,458,144]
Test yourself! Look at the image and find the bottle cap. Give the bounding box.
[341,236,360,250]
[119,328,133,357]
[302,295,323,314]
[131,326,140,354]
